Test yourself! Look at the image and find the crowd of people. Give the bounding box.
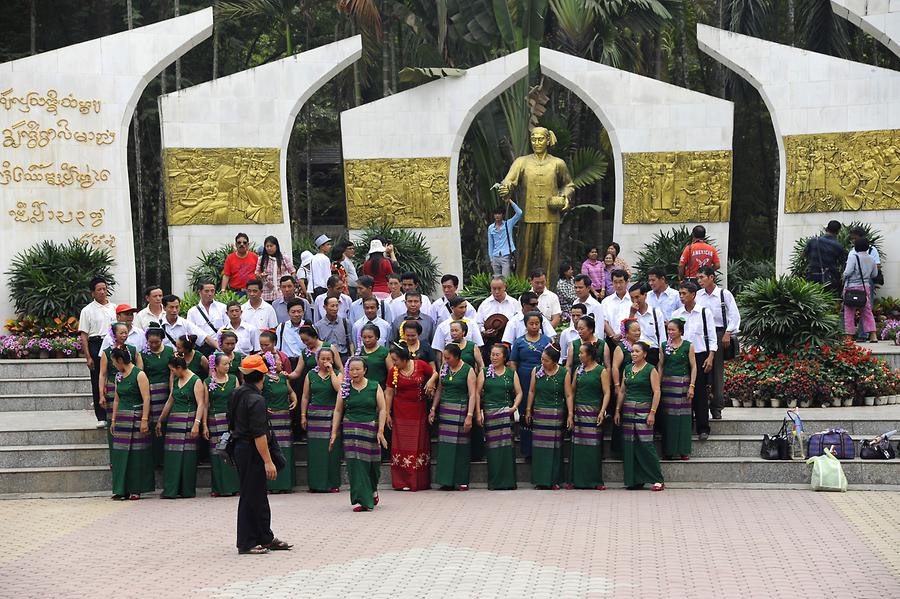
[79,225,744,553]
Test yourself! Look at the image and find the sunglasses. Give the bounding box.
[236,241,248,246]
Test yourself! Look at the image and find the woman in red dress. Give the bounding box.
[384,344,438,490]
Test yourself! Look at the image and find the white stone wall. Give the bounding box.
[697,24,900,296]
[832,0,900,58]
[160,37,362,296]
[0,9,212,319]
[540,49,734,281]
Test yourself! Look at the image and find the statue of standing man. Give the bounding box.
[498,127,575,279]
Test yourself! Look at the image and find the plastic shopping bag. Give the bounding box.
[805,447,848,492]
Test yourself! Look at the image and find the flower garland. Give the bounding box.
[486,364,496,379]
[208,379,220,393]
[340,375,351,400]
[115,371,124,383]
[392,367,400,387]
[576,363,585,378]
[535,365,546,379]
[440,362,449,379]
[263,352,278,380]
[664,334,677,355]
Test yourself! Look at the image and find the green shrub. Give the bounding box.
[6,240,116,318]
[187,244,236,292]
[727,257,775,295]
[788,221,884,277]
[291,234,317,269]
[353,221,440,296]
[461,273,532,309]
[736,276,843,354]
[632,226,717,283]
[179,290,247,317]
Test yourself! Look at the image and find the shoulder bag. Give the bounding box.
[842,255,868,308]
[859,436,896,460]
[760,419,791,460]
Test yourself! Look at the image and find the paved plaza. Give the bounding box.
[0,488,897,598]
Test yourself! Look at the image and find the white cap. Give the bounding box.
[314,234,332,248]
[300,250,314,267]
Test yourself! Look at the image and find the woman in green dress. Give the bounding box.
[564,340,611,490]
[176,334,208,379]
[299,324,344,374]
[329,356,388,511]
[615,341,665,491]
[658,318,696,460]
[98,323,142,464]
[475,344,522,490]
[447,320,485,462]
[526,344,570,489]
[140,323,172,466]
[109,347,154,500]
[217,329,244,382]
[262,352,299,493]
[564,315,609,375]
[609,318,641,455]
[301,347,342,493]
[358,324,391,386]
[429,344,476,491]
[205,352,241,496]
[157,355,207,498]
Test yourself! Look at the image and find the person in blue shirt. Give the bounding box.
[804,220,847,292]
[487,198,523,277]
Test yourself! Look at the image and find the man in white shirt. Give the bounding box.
[695,266,741,420]
[350,275,392,324]
[386,273,407,318]
[432,296,484,353]
[526,268,561,328]
[134,285,165,331]
[223,301,261,355]
[353,296,392,348]
[572,274,605,331]
[399,272,432,314]
[241,279,278,331]
[558,303,586,365]
[309,234,333,297]
[627,282,666,365]
[100,304,146,352]
[430,274,476,326]
[646,267,681,321]
[502,292,557,344]
[314,275,353,321]
[601,269,632,343]
[159,294,216,349]
[186,281,227,352]
[672,280,718,440]
[476,276,520,326]
[78,277,117,427]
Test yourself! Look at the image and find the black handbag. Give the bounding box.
[842,255,868,308]
[267,424,288,470]
[859,437,896,460]
[720,297,739,360]
[761,420,791,460]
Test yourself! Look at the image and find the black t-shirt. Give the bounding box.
[805,235,846,273]
[228,383,268,441]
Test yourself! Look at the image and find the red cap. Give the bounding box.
[115,303,138,314]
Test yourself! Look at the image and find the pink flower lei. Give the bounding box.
[576,363,585,377]
[664,334,676,355]
[440,362,449,378]
[535,365,546,379]
[486,364,496,379]
[340,376,351,400]
[115,371,124,383]
[263,352,278,380]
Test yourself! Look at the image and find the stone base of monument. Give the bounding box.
[1,359,898,494]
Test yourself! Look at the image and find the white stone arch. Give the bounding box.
[831,0,900,58]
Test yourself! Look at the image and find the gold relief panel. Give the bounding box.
[622,150,732,224]
[164,147,283,226]
[344,157,452,229]
[784,130,900,213]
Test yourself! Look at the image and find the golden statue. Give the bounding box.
[498,127,574,278]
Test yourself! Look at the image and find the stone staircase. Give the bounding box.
[1,359,899,495]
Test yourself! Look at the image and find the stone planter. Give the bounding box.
[875,396,888,406]
[731,399,741,408]
[38,350,50,359]
[787,399,798,408]
[799,399,812,408]
[754,398,766,408]
[741,400,753,408]
[890,395,899,405]
[864,396,876,406]
[842,398,854,407]
[770,398,783,408]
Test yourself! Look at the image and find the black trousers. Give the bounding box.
[87,336,106,422]
[234,439,274,551]
[693,351,711,435]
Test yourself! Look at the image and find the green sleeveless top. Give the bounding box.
[618,342,633,369]
[104,344,138,382]
[574,364,604,409]
[205,374,237,414]
[440,362,471,405]
[661,339,691,377]
[263,373,290,410]
[345,378,379,422]
[115,366,143,410]
[481,366,515,409]
[360,344,389,386]
[457,341,478,368]
[183,350,205,378]
[172,374,199,412]
[533,366,567,409]
[307,371,337,407]
[226,351,244,378]
[140,346,173,385]
[624,363,653,404]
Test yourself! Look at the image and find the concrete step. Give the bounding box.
[0,359,85,379]
[710,406,900,436]
[0,377,92,396]
[0,411,106,446]
[0,444,107,468]
[0,393,94,412]
[2,457,898,494]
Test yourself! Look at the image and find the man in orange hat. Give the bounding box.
[229,355,293,555]
[99,304,145,352]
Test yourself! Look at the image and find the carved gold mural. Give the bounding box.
[344,157,451,229]
[164,148,283,226]
[622,150,732,224]
[785,130,900,213]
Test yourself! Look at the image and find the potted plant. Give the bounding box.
[880,319,900,345]
[724,373,755,408]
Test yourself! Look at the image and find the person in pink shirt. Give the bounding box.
[580,246,605,297]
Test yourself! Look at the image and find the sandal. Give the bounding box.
[353,505,370,512]
[550,484,561,491]
[128,494,141,501]
[456,485,469,492]
[374,493,380,505]
[595,485,606,491]
[265,538,293,551]
[680,455,690,461]
[238,545,269,555]
[564,483,574,490]
[329,487,340,493]
[651,483,665,492]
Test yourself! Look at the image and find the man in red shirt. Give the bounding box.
[678,225,720,281]
[222,232,259,294]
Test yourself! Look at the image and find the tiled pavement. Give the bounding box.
[0,488,897,598]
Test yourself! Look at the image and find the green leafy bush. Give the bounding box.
[461,273,532,309]
[179,290,247,317]
[788,221,884,277]
[727,257,775,295]
[632,226,717,283]
[6,240,116,318]
[736,276,843,354]
[353,221,440,296]
[291,234,317,268]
